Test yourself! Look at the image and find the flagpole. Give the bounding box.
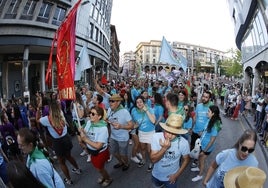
[73,103,82,129]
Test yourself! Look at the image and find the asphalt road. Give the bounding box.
[53,106,268,188]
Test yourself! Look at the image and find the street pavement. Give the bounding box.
[51,105,268,188]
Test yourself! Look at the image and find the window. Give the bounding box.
[94,27,99,42]
[52,6,66,26]
[0,0,6,16]
[93,7,99,21]
[37,2,53,23]
[20,0,37,20]
[4,0,21,19]
[89,23,94,39]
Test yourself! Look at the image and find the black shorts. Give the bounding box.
[52,134,73,157]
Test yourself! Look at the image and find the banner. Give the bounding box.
[74,45,92,81]
[46,0,82,100]
[159,36,188,72]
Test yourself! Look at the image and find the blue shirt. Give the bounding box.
[131,107,155,132]
[154,104,165,124]
[0,143,3,165]
[193,102,213,133]
[26,155,64,188]
[131,87,140,102]
[107,107,132,141]
[206,148,258,188]
[200,122,219,152]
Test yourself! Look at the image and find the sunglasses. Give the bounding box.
[90,112,97,116]
[184,108,189,111]
[240,146,255,153]
[109,100,116,103]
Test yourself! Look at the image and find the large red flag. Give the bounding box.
[46,0,81,100]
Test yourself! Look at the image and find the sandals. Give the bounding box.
[97,177,105,184]
[102,179,113,187]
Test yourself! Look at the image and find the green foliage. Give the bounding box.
[220,49,242,78]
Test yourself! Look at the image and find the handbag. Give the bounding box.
[190,138,201,159]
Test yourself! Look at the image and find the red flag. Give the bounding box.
[46,0,82,100]
[101,75,108,85]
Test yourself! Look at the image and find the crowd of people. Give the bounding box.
[0,74,266,188]
[221,84,268,148]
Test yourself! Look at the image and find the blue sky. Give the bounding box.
[111,0,237,54]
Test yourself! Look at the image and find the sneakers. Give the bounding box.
[71,168,82,175]
[192,175,203,182]
[147,163,153,172]
[97,177,105,184]
[136,153,143,160]
[87,155,91,162]
[101,179,113,187]
[138,160,145,168]
[80,150,87,156]
[113,163,123,169]
[107,154,113,162]
[122,164,130,171]
[64,178,73,185]
[131,156,141,163]
[191,161,198,168]
[191,167,200,172]
[129,139,133,145]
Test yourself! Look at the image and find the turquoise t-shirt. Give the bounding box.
[131,107,155,132]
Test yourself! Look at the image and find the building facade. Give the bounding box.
[228,0,268,95]
[121,39,226,80]
[0,0,116,100]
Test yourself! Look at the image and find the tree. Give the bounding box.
[220,49,243,78]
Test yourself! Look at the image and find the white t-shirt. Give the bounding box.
[151,133,190,181]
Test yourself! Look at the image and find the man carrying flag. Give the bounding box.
[159,36,188,72]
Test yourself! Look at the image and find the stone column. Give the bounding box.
[23,46,29,93]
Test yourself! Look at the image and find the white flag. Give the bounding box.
[159,36,188,72]
[75,45,92,81]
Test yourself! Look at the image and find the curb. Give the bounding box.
[243,114,268,163]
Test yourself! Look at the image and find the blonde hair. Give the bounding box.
[49,100,66,129]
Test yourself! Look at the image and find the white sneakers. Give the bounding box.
[80,150,91,162]
[130,156,140,163]
[80,150,87,156]
[107,154,113,162]
[192,175,203,182]
[87,155,91,162]
[136,153,142,160]
[191,167,200,172]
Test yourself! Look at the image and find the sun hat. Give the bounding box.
[224,166,266,188]
[109,94,123,101]
[159,114,188,135]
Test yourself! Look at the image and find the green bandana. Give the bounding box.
[28,147,47,167]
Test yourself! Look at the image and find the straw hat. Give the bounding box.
[159,114,188,135]
[224,166,266,188]
[110,94,123,101]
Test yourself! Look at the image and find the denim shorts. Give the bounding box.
[152,175,177,188]
[109,138,128,156]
